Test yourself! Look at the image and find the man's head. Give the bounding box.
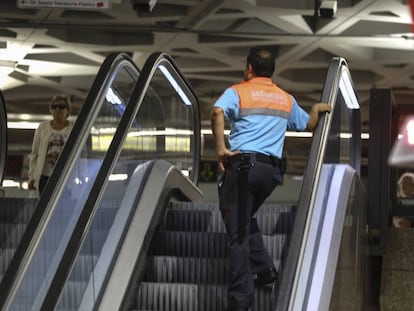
[245,47,275,79]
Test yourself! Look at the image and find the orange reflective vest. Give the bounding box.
[231,77,293,119]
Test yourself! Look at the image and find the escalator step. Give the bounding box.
[166,202,295,234]
[164,210,293,235]
[163,209,225,233]
[150,231,287,260]
[0,248,15,276]
[150,231,227,258]
[136,282,274,311]
[144,256,282,285]
[169,201,294,214]
[144,256,228,284]
[0,198,37,223]
[0,224,28,248]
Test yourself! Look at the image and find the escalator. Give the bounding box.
[0,52,143,308]
[0,52,201,311]
[276,58,368,311]
[0,53,367,311]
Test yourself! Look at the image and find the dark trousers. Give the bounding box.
[218,154,283,309]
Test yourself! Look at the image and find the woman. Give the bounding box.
[28,95,73,195]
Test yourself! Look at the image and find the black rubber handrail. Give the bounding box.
[0,90,7,185]
[276,57,361,311]
[0,52,139,310]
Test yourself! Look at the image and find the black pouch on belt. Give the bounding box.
[279,157,287,175]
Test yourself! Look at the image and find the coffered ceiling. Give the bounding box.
[0,0,413,174]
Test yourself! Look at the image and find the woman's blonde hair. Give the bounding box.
[49,94,72,116]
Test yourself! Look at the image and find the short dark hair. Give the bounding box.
[246,47,275,78]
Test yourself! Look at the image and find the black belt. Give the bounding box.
[229,153,281,167]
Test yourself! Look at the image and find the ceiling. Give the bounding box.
[0,0,413,176]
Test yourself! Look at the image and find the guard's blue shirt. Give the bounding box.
[214,87,310,158]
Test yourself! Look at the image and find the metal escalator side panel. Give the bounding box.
[291,164,356,310]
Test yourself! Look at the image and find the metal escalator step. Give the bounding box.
[164,209,225,233]
[144,256,282,286]
[164,210,293,235]
[261,234,287,261]
[151,231,287,260]
[136,282,275,311]
[137,282,201,311]
[144,256,228,284]
[167,202,295,234]
[150,231,227,258]
[134,201,289,311]
[0,199,37,254]
[0,198,37,223]
[0,248,15,275]
[169,201,294,213]
[0,223,27,248]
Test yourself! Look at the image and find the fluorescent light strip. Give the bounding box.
[201,128,369,139]
[7,123,371,140]
[128,128,193,137]
[158,64,192,106]
[8,121,40,129]
[286,132,313,138]
[90,127,193,137]
[90,126,117,135]
[108,174,128,181]
[339,69,360,109]
[105,87,122,105]
[2,179,20,187]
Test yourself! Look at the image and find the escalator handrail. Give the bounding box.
[39,52,201,310]
[276,57,360,311]
[0,90,7,185]
[0,52,139,310]
[95,160,203,311]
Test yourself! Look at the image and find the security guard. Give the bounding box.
[211,47,331,311]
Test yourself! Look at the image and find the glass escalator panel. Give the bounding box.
[329,173,367,310]
[23,52,200,310]
[292,165,367,310]
[2,54,140,310]
[55,53,199,310]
